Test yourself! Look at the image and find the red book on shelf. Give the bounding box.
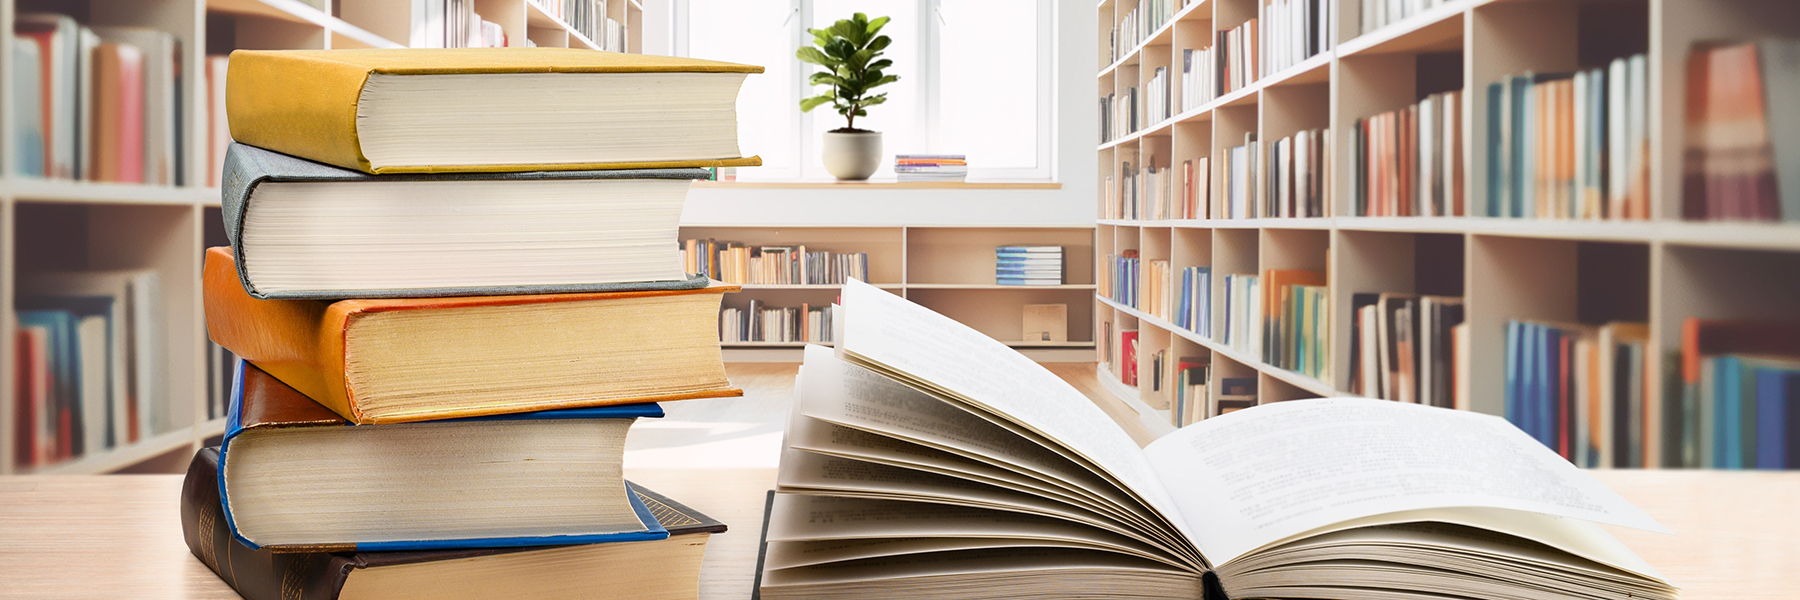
[1121,330,1140,387]
[91,42,145,183]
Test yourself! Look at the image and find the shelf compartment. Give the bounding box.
[1331,230,1465,396]
[1464,235,1649,417]
[1339,0,1467,58]
[206,0,400,48]
[13,202,203,473]
[909,287,1096,345]
[908,227,1094,286]
[680,226,904,287]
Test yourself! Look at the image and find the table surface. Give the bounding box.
[2,469,1797,599]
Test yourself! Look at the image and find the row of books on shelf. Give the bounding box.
[1220,133,1260,219]
[1354,90,1466,217]
[719,301,836,344]
[1360,0,1452,36]
[1100,87,1138,142]
[1180,47,1217,110]
[1260,270,1328,381]
[1145,67,1172,126]
[1684,40,1800,222]
[680,239,869,286]
[11,270,166,470]
[1216,19,1260,96]
[1350,293,1466,409]
[1266,127,1331,218]
[1101,250,1139,308]
[1487,54,1651,220]
[1258,0,1332,76]
[1503,318,1800,470]
[11,14,193,185]
[1108,0,1188,64]
[415,0,508,48]
[895,154,966,182]
[996,245,1065,286]
[526,0,625,50]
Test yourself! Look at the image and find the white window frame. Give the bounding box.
[674,0,1057,182]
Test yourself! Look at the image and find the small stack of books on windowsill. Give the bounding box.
[895,154,967,182]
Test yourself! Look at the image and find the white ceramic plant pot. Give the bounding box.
[822,131,882,180]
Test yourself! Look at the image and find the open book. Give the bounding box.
[758,280,1676,600]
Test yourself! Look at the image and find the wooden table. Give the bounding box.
[1,469,1796,599]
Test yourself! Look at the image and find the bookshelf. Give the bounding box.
[1096,0,1800,458]
[0,0,641,475]
[682,224,1098,361]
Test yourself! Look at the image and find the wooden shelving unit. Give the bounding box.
[0,0,641,475]
[1096,0,1800,434]
[683,225,1098,361]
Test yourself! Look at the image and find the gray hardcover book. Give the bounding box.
[220,142,711,300]
[1760,39,1800,222]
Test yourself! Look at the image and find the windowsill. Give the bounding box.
[692,180,1062,190]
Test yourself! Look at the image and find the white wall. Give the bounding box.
[644,0,1099,227]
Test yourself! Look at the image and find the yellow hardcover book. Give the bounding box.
[226,48,764,174]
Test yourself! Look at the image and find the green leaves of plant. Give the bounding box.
[797,12,899,129]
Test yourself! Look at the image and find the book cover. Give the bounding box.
[184,446,722,600]
[203,247,740,424]
[218,142,712,300]
[217,359,668,552]
[226,48,765,174]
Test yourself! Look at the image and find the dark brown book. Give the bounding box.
[183,446,725,600]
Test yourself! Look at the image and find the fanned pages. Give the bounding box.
[220,142,711,299]
[758,280,1676,600]
[225,48,764,174]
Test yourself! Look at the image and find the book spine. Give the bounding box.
[181,447,353,600]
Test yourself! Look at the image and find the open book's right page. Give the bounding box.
[1142,398,1668,565]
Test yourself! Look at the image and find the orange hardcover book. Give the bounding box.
[203,247,741,424]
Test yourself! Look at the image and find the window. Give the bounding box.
[676,0,1054,181]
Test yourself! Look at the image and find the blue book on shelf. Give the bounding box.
[1509,74,1533,219]
[1755,367,1797,470]
[1716,355,1743,469]
[1536,324,1556,449]
[1504,321,1522,434]
[1487,81,1505,218]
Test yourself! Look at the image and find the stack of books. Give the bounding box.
[183,47,762,600]
[996,245,1065,286]
[894,154,967,182]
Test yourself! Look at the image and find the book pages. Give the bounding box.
[835,279,1197,559]
[1143,397,1669,565]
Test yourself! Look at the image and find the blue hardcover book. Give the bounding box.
[1488,81,1505,218]
[1504,321,1523,435]
[218,359,667,552]
[1754,367,1796,470]
[1717,355,1743,469]
[1509,74,1533,218]
[1538,324,1558,449]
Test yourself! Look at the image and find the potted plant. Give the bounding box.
[797,12,899,181]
